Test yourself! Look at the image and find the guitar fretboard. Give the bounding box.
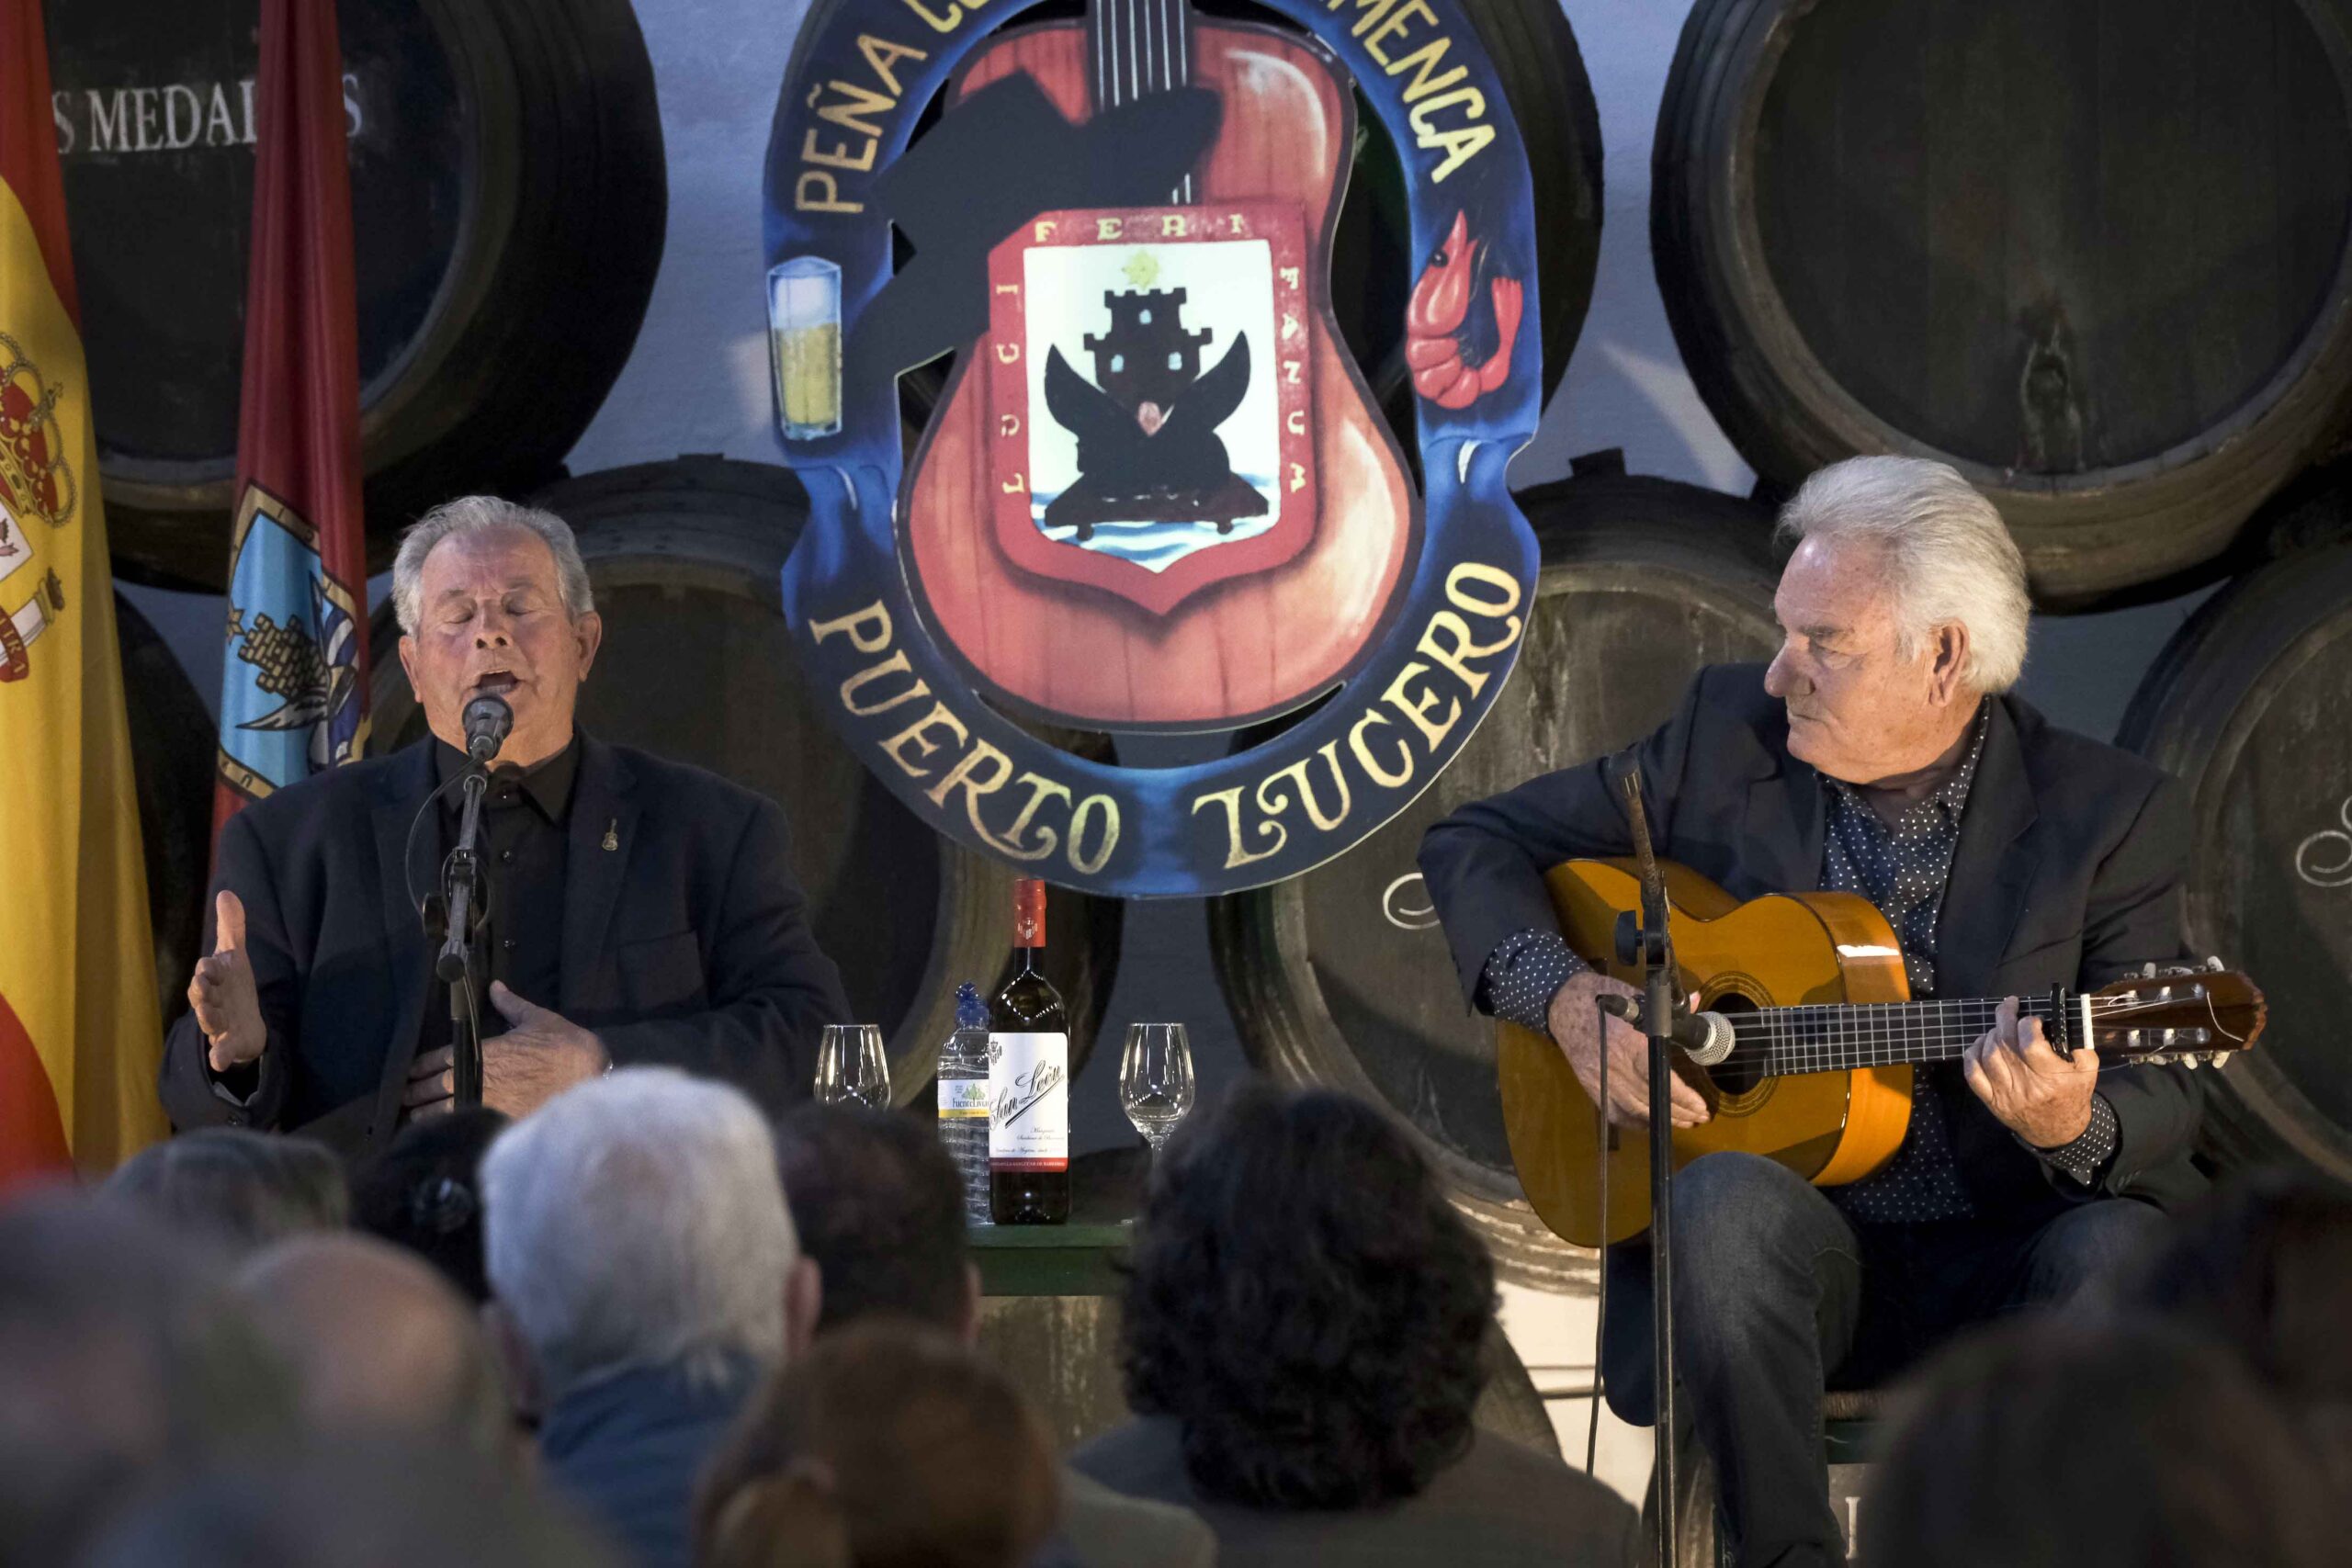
[1090,0,1196,203]
[1731,995,2086,1076]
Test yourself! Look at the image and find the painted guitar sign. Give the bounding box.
[764,0,1541,897]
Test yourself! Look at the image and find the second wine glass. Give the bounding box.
[814,1023,890,1110]
[1119,1022,1196,1156]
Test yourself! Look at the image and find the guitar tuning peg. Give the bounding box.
[2209,1051,2232,1070]
[2205,955,2225,972]
[2140,961,2159,978]
[2182,1054,2203,1070]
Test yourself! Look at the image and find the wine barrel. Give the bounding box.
[365,457,1122,1096]
[1210,464,1784,1289]
[1653,0,2352,611]
[2118,536,2352,1189]
[48,0,666,591]
[117,593,213,1031]
[899,0,1603,441]
[978,1294,1559,1458]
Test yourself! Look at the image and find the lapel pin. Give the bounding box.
[602,819,619,852]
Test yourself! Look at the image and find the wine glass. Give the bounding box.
[1120,1022,1196,1157]
[814,1024,890,1109]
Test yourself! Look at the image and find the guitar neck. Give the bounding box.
[1736,993,2085,1076]
[1089,0,1196,198]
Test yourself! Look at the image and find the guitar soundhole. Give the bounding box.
[1705,991,1770,1097]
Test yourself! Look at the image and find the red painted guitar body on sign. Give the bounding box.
[902,0,1417,730]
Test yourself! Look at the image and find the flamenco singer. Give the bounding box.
[161,497,852,1154]
[1419,456,2202,1568]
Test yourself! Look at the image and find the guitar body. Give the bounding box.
[903,17,1417,729]
[1498,860,1919,1248]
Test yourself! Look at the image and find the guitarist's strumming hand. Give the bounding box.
[1545,970,1713,1130]
[1962,995,2098,1148]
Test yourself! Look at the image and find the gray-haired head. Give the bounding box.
[1774,456,2031,693]
[480,1069,796,1403]
[391,497,594,637]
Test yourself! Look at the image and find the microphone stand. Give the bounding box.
[436,758,490,1108]
[1613,765,1684,1568]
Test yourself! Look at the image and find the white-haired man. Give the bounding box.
[1420,456,2200,1568]
[481,1068,820,1568]
[160,497,851,1154]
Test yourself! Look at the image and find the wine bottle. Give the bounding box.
[989,878,1070,1224]
[938,982,994,1224]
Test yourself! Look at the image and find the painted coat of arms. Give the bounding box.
[985,204,1315,615]
[216,483,367,804]
[764,0,1543,897]
[0,330,74,682]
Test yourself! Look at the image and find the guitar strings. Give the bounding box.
[1714,992,2233,1074]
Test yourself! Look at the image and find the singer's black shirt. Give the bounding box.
[426,734,578,1055]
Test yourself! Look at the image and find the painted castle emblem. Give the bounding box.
[984,207,1317,617]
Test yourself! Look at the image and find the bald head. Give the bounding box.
[237,1235,513,1459]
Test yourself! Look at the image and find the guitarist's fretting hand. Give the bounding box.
[1962,995,2098,1148]
[1545,971,1713,1130]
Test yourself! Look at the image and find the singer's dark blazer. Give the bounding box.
[159,733,852,1155]
[1418,662,2206,1220]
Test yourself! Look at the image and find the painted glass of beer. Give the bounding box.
[767,256,842,440]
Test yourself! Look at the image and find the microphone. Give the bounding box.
[1597,993,1738,1067]
[461,694,513,764]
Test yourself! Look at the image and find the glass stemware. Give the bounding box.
[814,1023,890,1109]
[1119,1022,1196,1156]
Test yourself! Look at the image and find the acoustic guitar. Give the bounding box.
[901,0,1417,730]
[1498,859,2268,1247]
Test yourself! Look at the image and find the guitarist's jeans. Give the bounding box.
[1600,1151,2167,1568]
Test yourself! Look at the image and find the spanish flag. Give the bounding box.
[0,0,167,1188]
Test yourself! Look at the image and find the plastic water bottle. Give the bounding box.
[937,982,994,1224]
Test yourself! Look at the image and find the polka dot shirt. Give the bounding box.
[1476,703,2116,1220]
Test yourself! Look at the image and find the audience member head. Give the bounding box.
[1861,1317,2332,1568]
[480,1068,817,1412]
[103,1127,347,1258]
[2114,1172,2352,1490]
[695,1321,1058,1568]
[350,1106,508,1303]
[772,1103,976,1339]
[2114,1171,2352,1408]
[1120,1083,1496,1509]
[81,1438,617,1568]
[236,1233,514,1461]
[0,1191,293,1566]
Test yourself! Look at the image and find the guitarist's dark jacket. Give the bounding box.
[158,734,852,1155]
[1419,662,2204,1219]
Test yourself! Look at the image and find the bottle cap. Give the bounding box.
[955,981,988,1030]
[1013,877,1046,948]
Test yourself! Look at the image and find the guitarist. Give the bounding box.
[1419,455,2203,1568]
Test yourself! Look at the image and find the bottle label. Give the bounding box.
[938,1077,990,1120]
[988,1031,1069,1169]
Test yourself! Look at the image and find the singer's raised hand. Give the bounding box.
[187,890,267,1073]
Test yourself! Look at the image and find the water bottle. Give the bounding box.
[937,982,994,1224]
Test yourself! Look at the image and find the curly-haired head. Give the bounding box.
[771,1103,973,1337]
[1118,1083,1496,1509]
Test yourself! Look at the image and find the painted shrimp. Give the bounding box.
[1404,209,1523,411]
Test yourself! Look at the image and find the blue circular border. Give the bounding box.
[764,0,1543,897]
